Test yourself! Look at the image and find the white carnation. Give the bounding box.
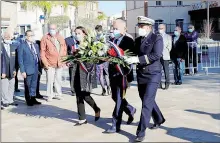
[98,50,105,56]
[79,50,85,55]
[88,50,93,56]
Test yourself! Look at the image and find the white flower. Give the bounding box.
[88,50,93,56]
[98,50,105,56]
[78,50,85,55]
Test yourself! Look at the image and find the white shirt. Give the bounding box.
[114,35,124,46]
[4,43,10,57]
[27,41,38,62]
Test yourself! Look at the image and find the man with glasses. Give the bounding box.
[158,24,172,89]
[17,30,41,106]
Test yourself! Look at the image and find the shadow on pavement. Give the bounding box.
[159,126,220,142]
[185,109,220,120]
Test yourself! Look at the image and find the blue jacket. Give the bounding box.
[65,36,77,55]
[17,41,40,75]
[135,32,163,84]
[1,43,18,79]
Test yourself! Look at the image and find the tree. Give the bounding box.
[21,1,69,34]
[48,15,70,31]
[97,13,107,21]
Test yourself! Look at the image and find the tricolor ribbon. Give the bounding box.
[80,62,95,92]
[107,40,132,99]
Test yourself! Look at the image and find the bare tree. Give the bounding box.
[200,19,214,39]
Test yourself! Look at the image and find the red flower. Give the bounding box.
[108,47,124,57]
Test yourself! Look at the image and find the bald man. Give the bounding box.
[105,18,136,133]
[41,24,67,101]
[1,30,19,109]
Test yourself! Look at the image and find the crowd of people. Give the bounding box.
[1,16,198,142]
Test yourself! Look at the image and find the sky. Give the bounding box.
[98,1,126,16]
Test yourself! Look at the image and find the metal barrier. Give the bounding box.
[185,41,220,75]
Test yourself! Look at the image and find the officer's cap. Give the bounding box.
[136,16,155,26]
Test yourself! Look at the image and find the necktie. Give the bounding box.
[114,39,118,45]
[30,44,38,64]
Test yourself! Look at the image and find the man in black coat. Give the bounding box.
[170,26,188,85]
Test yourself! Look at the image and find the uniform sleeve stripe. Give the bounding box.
[144,55,150,64]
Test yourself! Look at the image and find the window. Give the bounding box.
[27,25,31,30]
[20,26,25,35]
[177,1,183,6]
[155,19,164,31]
[176,19,184,31]
[156,1,161,6]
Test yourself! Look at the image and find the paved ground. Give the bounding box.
[1,68,220,142]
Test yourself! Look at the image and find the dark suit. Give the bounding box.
[108,35,136,131]
[65,36,77,94]
[134,32,165,138]
[1,43,18,104]
[35,40,42,96]
[18,41,40,103]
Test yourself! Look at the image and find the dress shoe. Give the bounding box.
[36,94,44,99]
[127,108,136,124]
[95,108,101,121]
[176,82,182,85]
[102,88,107,96]
[2,103,9,107]
[105,127,120,133]
[31,97,41,105]
[15,89,20,92]
[1,106,4,110]
[135,136,145,142]
[9,102,18,106]
[149,119,166,130]
[74,120,87,126]
[164,82,170,90]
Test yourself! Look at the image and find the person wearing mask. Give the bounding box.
[170,26,188,85]
[40,24,67,102]
[1,30,19,108]
[95,25,111,96]
[65,26,78,96]
[17,30,41,106]
[184,24,199,74]
[124,16,166,142]
[105,18,136,134]
[109,29,115,42]
[158,24,172,90]
[71,26,101,126]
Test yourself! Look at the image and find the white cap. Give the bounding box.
[137,16,155,26]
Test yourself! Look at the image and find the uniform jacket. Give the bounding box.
[134,32,163,84]
[170,34,188,60]
[40,33,67,68]
[1,43,18,79]
[161,33,172,60]
[18,41,41,75]
[109,35,135,82]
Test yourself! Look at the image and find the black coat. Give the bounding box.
[109,35,135,82]
[170,34,188,60]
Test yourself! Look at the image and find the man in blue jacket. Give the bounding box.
[125,16,165,142]
[17,30,41,106]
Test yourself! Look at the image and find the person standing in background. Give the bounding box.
[158,24,172,90]
[40,24,67,102]
[65,26,78,96]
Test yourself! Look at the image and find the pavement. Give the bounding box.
[1,68,220,142]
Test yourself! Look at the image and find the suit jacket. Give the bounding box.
[18,41,41,75]
[135,32,163,84]
[65,36,77,55]
[108,35,135,82]
[1,43,18,79]
[170,34,188,60]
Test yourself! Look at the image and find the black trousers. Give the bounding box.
[74,65,99,120]
[110,75,135,129]
[185,48,197,74]
[160,58,170,84]
[69,67,75,94]
[36,74,41,95]
[136,83,165,137]
[14,69,19,90]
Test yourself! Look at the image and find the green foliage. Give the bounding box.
[97,13,107,21]
[48,15,70,30]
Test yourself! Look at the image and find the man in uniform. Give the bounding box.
[124,16,166,142]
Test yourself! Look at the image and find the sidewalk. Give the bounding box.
[1,69,220,142]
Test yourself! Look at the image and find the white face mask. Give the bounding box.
[4,39,12,44]
[159,29,165,35]
[76,34,82,42]
[138,28,148,37]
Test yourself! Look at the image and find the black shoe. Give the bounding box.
[9,102,18,106]
[74,120,87,126]
[95,108,101,121]
[32,97,41,105]
[135,136,145,142]
[149,119,166,130]
[176,82,182,85]
[127,108,136,124]
[15,89,20,92]
[1,106,4,110]
[36,94,44,99]
[2,103,9,107]
[102,88,106,96]
[104,127,120,133]
[164,82,170,90]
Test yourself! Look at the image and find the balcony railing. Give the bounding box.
[191,1,219,11]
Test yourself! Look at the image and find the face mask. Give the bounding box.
[113,30,121,39]
[138,28,148,36]
[49,30,56,36]
[159,30,165,35]
[4,39,12,44]
[174,31,180,37]
[188,29,193,33]
[72,32,76,37]
[75,34,82,42]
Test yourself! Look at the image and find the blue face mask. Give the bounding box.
[174,31,180,37]
[188,29,193,33]
[4,40,12,44]
[113,30,121,39]
[49,30,56,36]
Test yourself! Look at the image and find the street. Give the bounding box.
[1,68,220,142]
